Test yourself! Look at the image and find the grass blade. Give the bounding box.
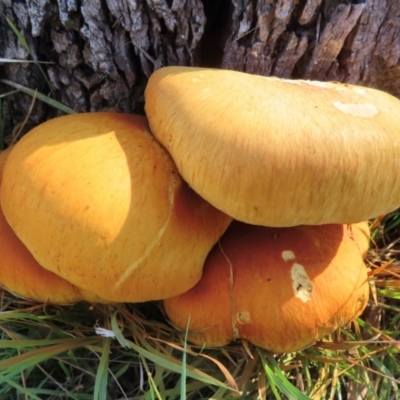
[4,16,55,97]
[0,79,76,114]
[258,350,312,400]
[110,313,231,391]
[0,338,100,386]
[93,337,111,400]
[180,316,190,400]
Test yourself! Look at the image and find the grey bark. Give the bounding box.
[1,0,400,140]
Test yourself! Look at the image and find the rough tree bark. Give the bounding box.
[1,0,400,140]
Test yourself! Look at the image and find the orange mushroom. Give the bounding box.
[145,66,400,226]
[1,113,232,302]
[0,147,106,304]
[164,221,370,353]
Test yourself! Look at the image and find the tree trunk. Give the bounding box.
[1,0,400,139]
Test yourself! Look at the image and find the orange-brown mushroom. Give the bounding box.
[145,66,400,226]
[351,222,371,258]
[0,147,106,304]
[1,113,232,302]
[164,221,370,353]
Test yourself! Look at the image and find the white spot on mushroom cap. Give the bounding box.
[236,311,251,324]
[282,250,295,261]
[191,73,205,83]
[291,263,313,302]
[281,78,371,97]
[282,79,316,87]
[284,79,341,90]
[352,87,367,95]
[333,101,378,118]
[301,80,334,89]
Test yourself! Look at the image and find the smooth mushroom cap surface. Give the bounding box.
[145,66,400,226]
[163,222,370,353]
[0,147,106,304]
[351,222,371,259]
[0,113,232,303]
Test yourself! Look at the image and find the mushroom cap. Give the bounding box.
[163,222,370,353]
[145,66,400,226]
[0,113,232,303]
[351,222,371,259]
[0,147,106,304]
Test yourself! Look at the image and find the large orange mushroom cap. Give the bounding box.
[0,147,106,304]
[145,66,400,226]
[164,222,370,353]
[0,113,232,303]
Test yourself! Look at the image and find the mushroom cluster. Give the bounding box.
[144,66,400,352]
[2,66,399,352]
